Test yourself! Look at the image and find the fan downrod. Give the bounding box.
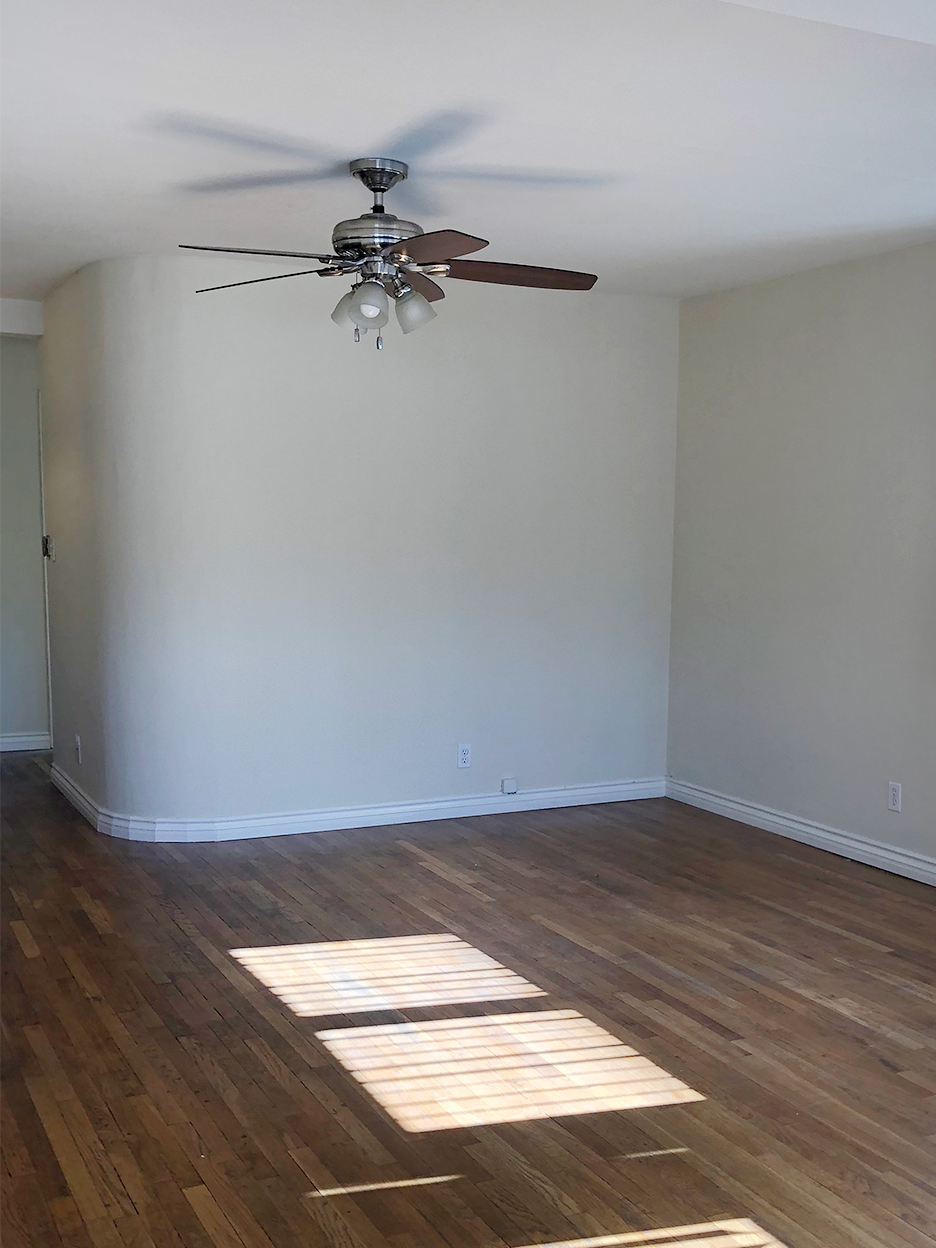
[332,158,421,255]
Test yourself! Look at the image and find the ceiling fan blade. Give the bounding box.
[425,166,613,188]
[389,180,444,218]
[183,167,346,192]
[196,268,327,294]
[445,260,597,290]
[180,244,339,262]
[383,230,488,263]
[403,272,445,302]
[379,109,485,163]
[158,113,339,163]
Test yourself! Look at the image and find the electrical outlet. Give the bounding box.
[75,734,82,765]
[457,743,471,769]
[888,782,901,812]
[501,777,518,795]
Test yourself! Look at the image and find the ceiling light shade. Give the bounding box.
[330,290,356,328]
[348,281,389,328]
[395,287,437,334]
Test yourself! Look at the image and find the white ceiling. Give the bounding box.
[2,0,935,299]
[721,0,936,44]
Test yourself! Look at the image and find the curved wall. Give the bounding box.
[41,255,679,833]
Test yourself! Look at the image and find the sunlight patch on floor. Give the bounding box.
[306,1173,461,1197]
[619,1147,690,1159]
[315,1008,704,1131]
[516,1219,787,1247]
[229,933,545,1015]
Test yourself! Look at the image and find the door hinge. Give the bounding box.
[42,535,54,559]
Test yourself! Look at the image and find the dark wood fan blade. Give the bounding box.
[180,244,339,262]
[196,268,327,293]
[403,271,445,302]
[383,230,488,263]
[445,259,597,290]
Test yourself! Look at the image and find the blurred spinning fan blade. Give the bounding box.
[159,113,346,192]
[426,166,613,188]
[387,180,444,218]
[158,113,341,162]
[183,167,347,193]
[379,109,486,163]
[160,108,610,210]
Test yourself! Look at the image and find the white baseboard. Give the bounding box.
[50,764,666,843]
[667,778,936,888]
[51,765,100,828]
[46,763,933,885]
[1,732,52,752]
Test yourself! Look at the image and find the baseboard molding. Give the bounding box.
[1,732,51,752]
[51,765,100,829]
[50,764,666,843]
[667,778,936,887]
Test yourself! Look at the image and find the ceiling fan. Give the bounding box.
[178,128,599,345]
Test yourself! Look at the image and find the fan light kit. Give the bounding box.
[181,156,597,347]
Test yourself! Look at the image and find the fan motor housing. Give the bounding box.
[332,212,424,257]
[349,157,408,194]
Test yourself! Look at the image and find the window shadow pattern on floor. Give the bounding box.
[231,935,704,1132]
[225,934,784,1242]
[230,932,545,1016]
[315,1008,704,1131]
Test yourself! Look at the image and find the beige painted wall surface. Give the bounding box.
[1,335,49,742]
[670,242,936,856]
[42,255,678,819]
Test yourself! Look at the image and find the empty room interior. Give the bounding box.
[2,2,935,1246]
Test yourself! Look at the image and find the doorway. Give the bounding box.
[1,334,51,751]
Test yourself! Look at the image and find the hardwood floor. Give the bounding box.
[2,752,934,1248]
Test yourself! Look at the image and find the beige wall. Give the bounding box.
[670,242,936,859]
[41,255,678,820]
[1,335,50,747]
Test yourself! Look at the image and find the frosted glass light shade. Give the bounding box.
[395,287,437,334]
[331,291,356,328]
[349,281,389,328]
